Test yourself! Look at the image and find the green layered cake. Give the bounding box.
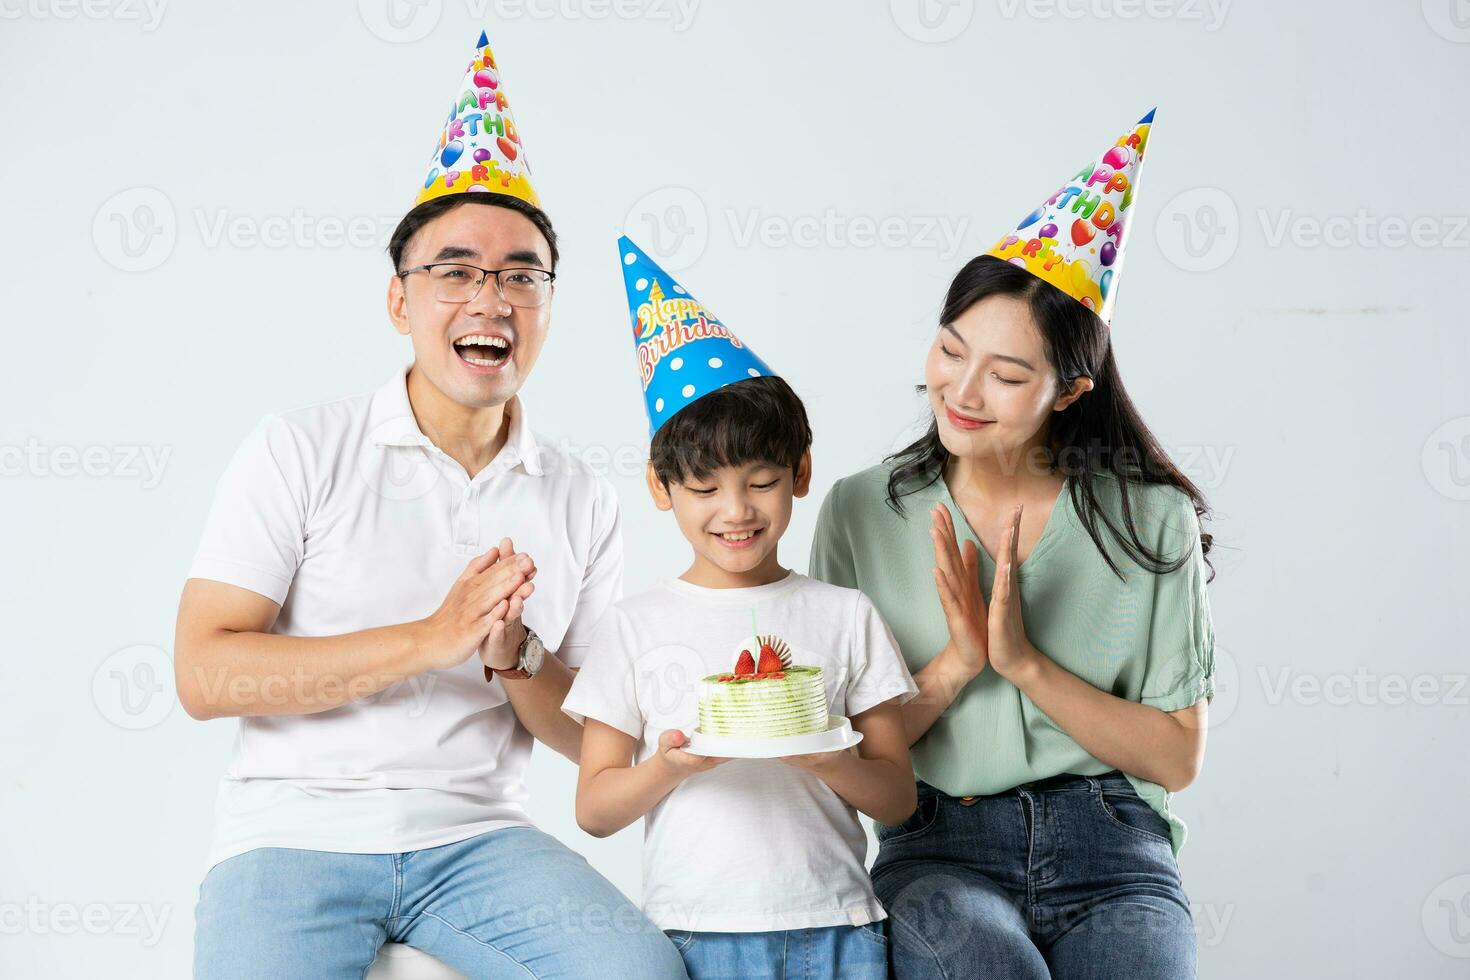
[697,635,830,738]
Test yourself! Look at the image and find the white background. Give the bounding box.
[2,0,1468,976]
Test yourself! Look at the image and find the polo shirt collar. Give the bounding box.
[367,365,544,477]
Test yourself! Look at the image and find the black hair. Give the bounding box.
[386,194,559,272]
[887,254,1214,580]
[650,376,813,487]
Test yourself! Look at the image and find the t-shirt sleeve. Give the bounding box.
[557,476,624,669]
[561,605,643,736]
[809,477,858,589]
[187,415,310,605]
[845,591,920,717]
[1139,494,1216,712]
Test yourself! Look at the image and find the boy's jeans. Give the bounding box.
[662,922,888,980]
[194,825,688,980]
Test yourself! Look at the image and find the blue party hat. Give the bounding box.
[617,236,775,436]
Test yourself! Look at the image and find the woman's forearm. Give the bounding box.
[1008,644,1204,792]
[900,643,983,745]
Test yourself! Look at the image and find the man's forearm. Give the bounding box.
[176,621,439,720]
[499,653,583,762]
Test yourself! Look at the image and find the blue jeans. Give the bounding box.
[194,826,688,979]
[663,922,888,980]
[871,772,1196,979]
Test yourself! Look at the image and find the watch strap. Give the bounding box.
[486,626,537,681]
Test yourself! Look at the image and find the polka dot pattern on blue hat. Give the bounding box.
[617,235,776,436]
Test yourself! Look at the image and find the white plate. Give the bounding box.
[684,715,864,759]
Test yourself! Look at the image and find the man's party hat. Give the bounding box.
[617,236,775,436]
[984,109,1155,324]
[415,31,539,208]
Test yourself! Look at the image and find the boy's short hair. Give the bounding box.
[649,376,813,486]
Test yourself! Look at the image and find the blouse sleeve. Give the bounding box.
[1139,493,1216,713]
[809,477,859,590]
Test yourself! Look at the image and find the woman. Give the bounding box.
[810,252,1215,978]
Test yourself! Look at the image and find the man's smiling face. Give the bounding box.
[388,201,554,410]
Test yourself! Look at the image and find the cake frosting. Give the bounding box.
[696,635,830,738]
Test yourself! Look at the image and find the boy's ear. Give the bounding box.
[645,462,674,511]
[793,450,813,499]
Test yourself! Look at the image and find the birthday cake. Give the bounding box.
[697,636,829,738]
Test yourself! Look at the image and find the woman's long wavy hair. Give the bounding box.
[886,254,1214,580]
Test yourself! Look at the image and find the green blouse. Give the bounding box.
[809,462,1215,853]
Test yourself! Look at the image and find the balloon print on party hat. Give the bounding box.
[415,31,539,208]
[986,108,1156,325]
[618,236,775,436]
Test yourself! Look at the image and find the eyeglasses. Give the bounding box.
[397,263,556,308]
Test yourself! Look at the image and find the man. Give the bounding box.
[175,33,686,979]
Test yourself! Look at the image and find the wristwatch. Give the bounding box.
[484,626,545,682]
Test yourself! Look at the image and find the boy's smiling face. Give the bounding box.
[647,453,813,589]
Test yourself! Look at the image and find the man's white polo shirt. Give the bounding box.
[188,367,622,869]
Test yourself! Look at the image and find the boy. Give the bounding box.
[560,238,919,980]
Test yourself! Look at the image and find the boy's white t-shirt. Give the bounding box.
[562,571,918,933]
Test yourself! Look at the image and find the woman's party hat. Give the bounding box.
[415,31,539,208]
[985,109,1155,324]
[617,236,775,436]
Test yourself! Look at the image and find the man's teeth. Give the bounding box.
[719,530,758,541]
[455,335,510,366]
[455,335,509,349]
